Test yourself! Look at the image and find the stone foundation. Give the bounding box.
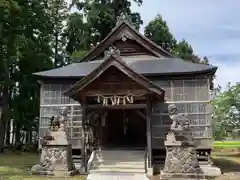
[160,172,217,180]
[31,145,79,177]
[163,146,200,174]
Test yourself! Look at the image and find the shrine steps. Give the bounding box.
[72,155,82,169]
[89,149,146,174]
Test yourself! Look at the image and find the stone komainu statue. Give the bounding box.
[31,106,78,176]
[162,104,200,176]
[167,104,194,146]
[48,107,68,131]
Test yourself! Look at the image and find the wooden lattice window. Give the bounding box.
[41,84,78,105]
[153,78,210,102]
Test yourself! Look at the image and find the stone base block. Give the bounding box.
[160,173,214,180]
[160,166,221,180]
[199,165,221,177]
[31,144,78,177]
[147,168,153,177]
[31,168,79,177]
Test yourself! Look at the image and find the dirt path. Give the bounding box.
[216,173,240,180]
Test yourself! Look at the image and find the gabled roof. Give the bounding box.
[34,55,218,78]
[64,47,165,99]
[33,14,218,79]
[82,14,173,62]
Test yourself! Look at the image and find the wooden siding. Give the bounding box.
[38,76,213,150]
[82,66,148,95]
[39,84,83,149]
[95,39,155,60]
[114,39,154,56]
[151,77,213,149]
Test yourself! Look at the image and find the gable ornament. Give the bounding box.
[104,46,120,58]
[120,31,130,42]
[116,12,134,27]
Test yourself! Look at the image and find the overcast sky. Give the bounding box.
[131,0,240,88]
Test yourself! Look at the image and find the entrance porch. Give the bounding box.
[99,109,146,149]
[63,47,165,173]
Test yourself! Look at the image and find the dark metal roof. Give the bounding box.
[34,55,217,78]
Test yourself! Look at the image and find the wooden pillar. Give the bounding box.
[146,95,152,169]
[81,96,88,173]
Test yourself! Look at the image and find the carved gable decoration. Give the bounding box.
[82,14,173,62]
[64,47,165,100]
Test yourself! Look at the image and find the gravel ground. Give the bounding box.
[216,173,240,180]
[209,152,240,180]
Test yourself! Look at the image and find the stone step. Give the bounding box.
[90,150,145,174]
[90,167,145,174]
[100,158,144,160]
[98,155,144,159]
[99,155,144,158]
[94,164,144,169]
[87,173,149,180]
[74,163,81,170]
[99,161,145,165]
[72,154,82,165]
[100,154,144,158]
[99,153,144,157]
[100,151,144,156]
[72,155,81,159]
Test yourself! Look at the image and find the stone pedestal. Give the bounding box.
[31,107,79,177]
[161,142,221,180]
[160,104,221,180]
[163,145,200,174]
[31,144,78,177]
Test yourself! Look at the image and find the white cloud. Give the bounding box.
[210,59,240,88]
[131,0,240,87]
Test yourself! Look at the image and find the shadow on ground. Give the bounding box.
[212,155,240,173]
[0,152,86,179]
[0,152,39,176]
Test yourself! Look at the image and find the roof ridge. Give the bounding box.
[115,13,135,28]
[82,14,174,62]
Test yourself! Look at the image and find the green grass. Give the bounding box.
[0,152,86,180]
[1,151,240,179]
[214,141,240,148]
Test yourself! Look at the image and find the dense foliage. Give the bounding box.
[212,83,240,140]
[144,15,210,64]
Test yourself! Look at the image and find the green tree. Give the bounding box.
[13,0,54,148]
[0,0,54,152]
[75,0,143,47]
[0,0,22,152]
[64,12,90,55]
[174,40,194,61]
[144,14,177,53]
[144,15,210,64]
[48,0,69,67]
[212,83,240,139]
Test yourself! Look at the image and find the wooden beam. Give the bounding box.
[83,89,148,96]
[85,103,146,110]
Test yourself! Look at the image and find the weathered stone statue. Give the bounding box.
[31,107,79,177]
[161,104,221,180]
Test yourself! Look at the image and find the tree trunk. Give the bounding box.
[0,86,9,153]
[15,122,21,145]
[5,120,11,146]
[0,118,5,153]
[25,129,33,151]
